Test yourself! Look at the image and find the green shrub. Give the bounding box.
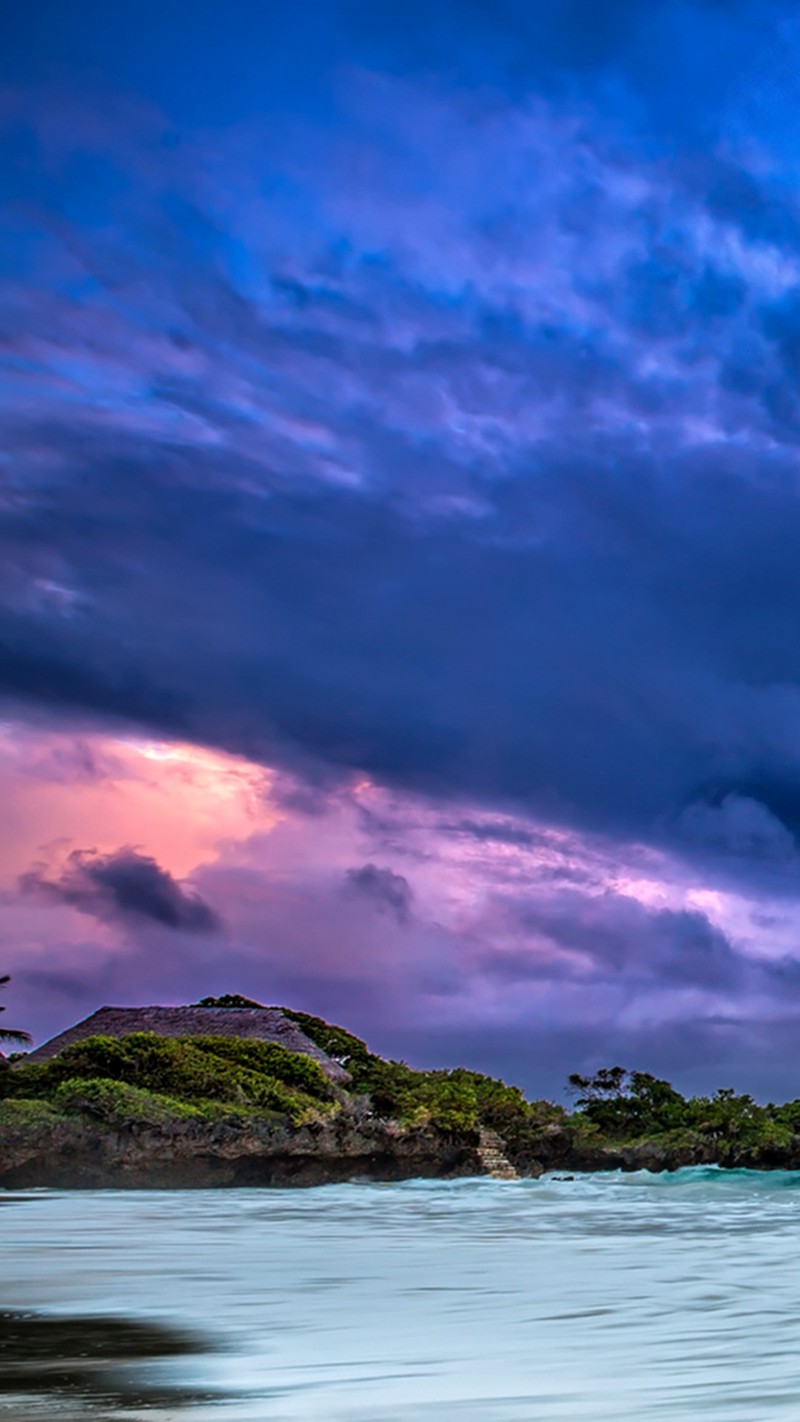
[52,1074,325,1129]
[22,1034,248,1101]
[0,1097,65,1127]
[9,1034,329,1126]
[774,1099,800,1131]
[240,1076,326,1123]
[280,1010,543,1132]
[280,1009,372,1071]
[55,1077,206,1126]
[188,1036,333,1100]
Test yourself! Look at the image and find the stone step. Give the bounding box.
[477,1128,519,1180]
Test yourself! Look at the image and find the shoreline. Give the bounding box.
[3,1112,798,1189]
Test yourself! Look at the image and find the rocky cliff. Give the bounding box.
[5,1111,797,1189]
[0,1110,487,1189]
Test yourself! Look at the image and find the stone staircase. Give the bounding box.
[476,1127,519,1180]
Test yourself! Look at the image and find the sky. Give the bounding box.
[6,1,800,1099]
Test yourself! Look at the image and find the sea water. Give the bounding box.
[4,1168,800,1419]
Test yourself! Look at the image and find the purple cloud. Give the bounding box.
[21,848,221,934]
[7,1,800,1093]
[345,863,414,924]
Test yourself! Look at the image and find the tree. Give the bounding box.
[0,975,31,1047]
[567,1066,688,1136]
[567,1066,628,1105]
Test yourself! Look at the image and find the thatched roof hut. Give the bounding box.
[23,1004,349,1082]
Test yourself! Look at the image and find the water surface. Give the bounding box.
[4,1168,800,1419]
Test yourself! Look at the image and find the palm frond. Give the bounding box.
[0,1027,32,1045]
[0,975,31,1046]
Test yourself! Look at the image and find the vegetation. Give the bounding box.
[0,1013,551,1137]
[566,1066,800,1162]
[6,1000,800,1170]
[0,1097,64,1127]
[0,1033,336,1128]
[282,1008,560,1133]
[0,975,31,1048]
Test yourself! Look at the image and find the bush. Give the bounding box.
[281,1010,548,1132]
[188,1036,333,1100]
[55,1077,206,1126]
[9,1034,330,1126]
[280,1009,371,1072]
[0,1098,65,1127]
[22,1034,254,1101]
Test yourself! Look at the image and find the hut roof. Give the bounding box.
[23,1005,349,1082]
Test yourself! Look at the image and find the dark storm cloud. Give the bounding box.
[345,864,413,925]
[532,895,740,988]
[6,435,800,883]
[4,1,800,897]
[472,890,742,992]
[385,1013,793,1103]
[20,848,221,933]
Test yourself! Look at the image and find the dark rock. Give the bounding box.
[0,1113,486,1189]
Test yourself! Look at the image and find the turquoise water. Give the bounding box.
[4,1169,800,1419]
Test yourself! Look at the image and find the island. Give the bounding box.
[2,996,799,1187]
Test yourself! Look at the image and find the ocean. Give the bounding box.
[4,1168,800,1419]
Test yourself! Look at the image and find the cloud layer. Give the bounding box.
[4,5,800,862]
[6,2,800,1093]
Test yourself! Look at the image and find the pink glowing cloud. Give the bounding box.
[4,714,800,1099]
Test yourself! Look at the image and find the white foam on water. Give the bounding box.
[4,1170,800,1419]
